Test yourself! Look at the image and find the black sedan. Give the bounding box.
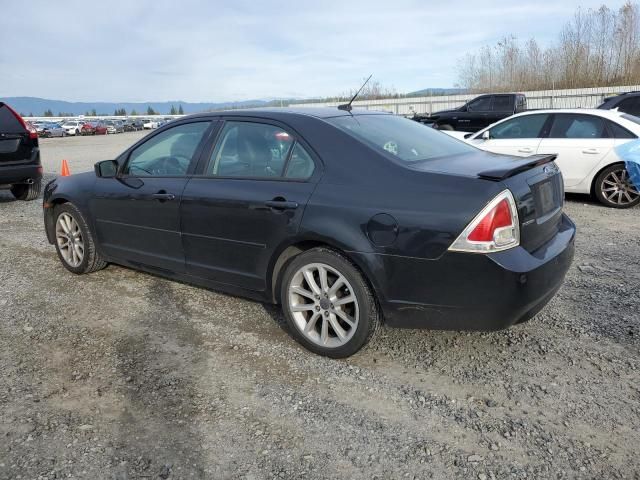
[43,108,575,357]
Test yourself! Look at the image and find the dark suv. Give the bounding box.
[0,102,42,200]
[598,92,640,117]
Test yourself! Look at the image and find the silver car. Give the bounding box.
[42,122,66,138]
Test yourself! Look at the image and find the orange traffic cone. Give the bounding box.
[61,159,70,177]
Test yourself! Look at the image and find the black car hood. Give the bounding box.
[405,151,556,181]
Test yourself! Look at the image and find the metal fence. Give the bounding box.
[293,84,640,115]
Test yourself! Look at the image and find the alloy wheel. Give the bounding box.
[600,168,640,206]
[288,262,359,348]
[55,213,85,267]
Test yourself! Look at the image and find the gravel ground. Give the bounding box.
[0,134,639,479]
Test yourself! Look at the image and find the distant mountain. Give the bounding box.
[407,88,467,97]
[0,97,273,117]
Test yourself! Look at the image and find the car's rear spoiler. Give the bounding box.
[478,154,557,181]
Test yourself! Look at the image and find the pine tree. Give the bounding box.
[178,105,184,115]
[43,109,54,117]
[170,105,177,115]
[131,109,138,116]
[91,109,97,116]
[146,106,156,115]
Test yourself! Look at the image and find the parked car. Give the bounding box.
[143,119,159,129]
[105,120,124,134]
[43,108,575,357]
[123,120,139,132]
[0,102,42,200]
[62,121,83,136]
[93,121,108,135]
[80,122,96,136]
[466,109,640,208]
[42,122,66,138]
[598,91,640,117]
[415,93,527,132]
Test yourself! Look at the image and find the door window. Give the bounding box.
[125,122,210,176]
[467,96,492,112]
[489,114,549,139]
[549,114,607,139]
[208,121,294,178]
[616,97,640,116]
[492,96,512,112]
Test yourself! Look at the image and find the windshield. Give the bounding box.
[326,114,476,162]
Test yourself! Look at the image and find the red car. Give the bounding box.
[80,122,96,135]
[93,122,108,135]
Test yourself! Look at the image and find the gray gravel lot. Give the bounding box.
[1,133,639,479]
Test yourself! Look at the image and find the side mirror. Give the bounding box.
[95,159,118,178]
[481,130,491,141]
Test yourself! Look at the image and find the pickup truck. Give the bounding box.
[415,93,527,133]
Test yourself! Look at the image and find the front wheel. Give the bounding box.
[10,180,41,201]
[594,164,640,208]
[437,123,454,131]
[53,203,108,274]
[280,248,380,358]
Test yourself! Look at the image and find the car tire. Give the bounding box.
[594,164,640,209]
[437,124,454,130]
[76,129,80,136]
[280,247,380,358]
[53,203,108,274]
[10,179,41,201]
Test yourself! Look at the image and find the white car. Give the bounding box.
[61,121,83,136]
[467,109,640,208]
[143,120,159,129]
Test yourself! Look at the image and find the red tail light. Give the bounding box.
[449,190,520,253]
[3,103,38,139]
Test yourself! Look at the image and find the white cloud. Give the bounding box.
[0,0,627,101]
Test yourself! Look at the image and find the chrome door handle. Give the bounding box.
[151,192,175,201]
[582,149,600,154]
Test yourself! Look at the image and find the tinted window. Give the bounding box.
[327,114,476,163]
[125,121,210,176]
[285,143,315,179]
[0,104,25,134]
[616,97,640,116]
[208,121,294,178]
[492,96,513,112]
[467,96,492,112]
[490,114,549,139]
[607,121,637,139]
[549,114,607,139]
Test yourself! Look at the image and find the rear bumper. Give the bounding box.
[354,213,575,331]
[0,152,42,186]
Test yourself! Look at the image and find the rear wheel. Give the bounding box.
[280,248,380,358]
[594,164,640,208]
[10,179,41,201]
[438,123,454,130]
[53,203,107,274]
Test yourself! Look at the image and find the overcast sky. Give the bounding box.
[0,0,626,102]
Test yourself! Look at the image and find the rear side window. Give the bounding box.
[607,121,637,139]
[208,121,294,178]
[549,114,607,139]
[467,96,492,112]
[492,96,513,112]
[0,104,25,134]
[490,114,550,139]
[327,114,476,163]
[285,143,315,179]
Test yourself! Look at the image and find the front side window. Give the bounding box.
[125,121,210,176]
[327,114,476,163]
[208,121,294,178]
[549,114,607,139]
[467,96,492,112]
[492,96,512,112]
[489,114,550,139]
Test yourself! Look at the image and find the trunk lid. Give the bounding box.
[0,103,37,165]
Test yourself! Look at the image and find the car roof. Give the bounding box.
[510,108,628,120]
[181,107,391,120]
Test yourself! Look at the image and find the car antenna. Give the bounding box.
[338,74,373,112]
